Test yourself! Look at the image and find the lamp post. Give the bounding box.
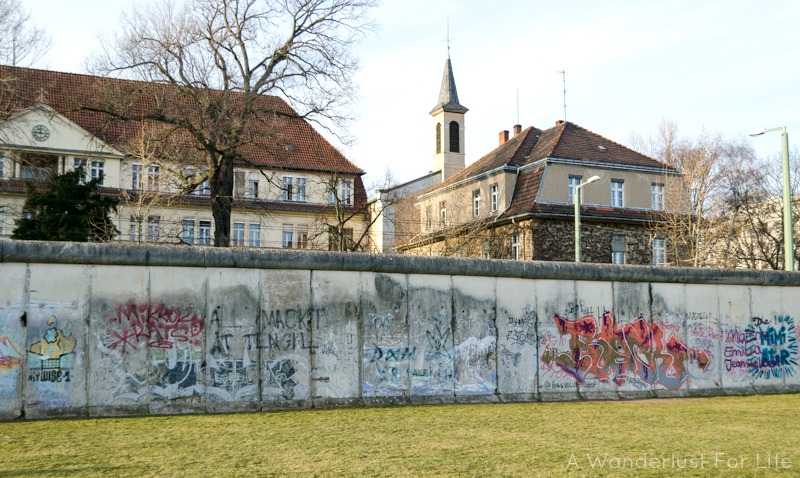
[574,175,601,262]
[748,127,793,271]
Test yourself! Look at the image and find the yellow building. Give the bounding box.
[0,66,369,250]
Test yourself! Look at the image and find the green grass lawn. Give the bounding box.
[1,394,798,477]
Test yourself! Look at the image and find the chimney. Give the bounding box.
[499,130,509,145]
[513,124,522,136]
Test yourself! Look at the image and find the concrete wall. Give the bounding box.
[1,241,798,420]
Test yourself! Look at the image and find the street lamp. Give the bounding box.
[748,126,793,271]
[574,175,601,262]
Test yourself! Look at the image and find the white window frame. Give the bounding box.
[295,177,306,202]
[131,163,143,189]
[296,225,309,249]
[199,220,212,245]
[611,180,624,208]
[651,183,664,211]
[129,216,141,242]
[440,201,447,226]
[181,219,195,245]
[146,216,160,242]
[246,175,259,199]
[490,183,499,212]
[74,158,87,184]
[283,176,293,201]
[90,160,105,185]
[473,189,481,217]
[652,238,666,265]
[568,176,581,204]
[612,233,626,265]
[233,222,245,246]
[282,224,294,249]
[147,165,160,190]
[340,179,352,205]
[249,223,261,247]
[511,234,520,260]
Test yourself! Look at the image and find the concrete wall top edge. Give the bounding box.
[2,240,797,286]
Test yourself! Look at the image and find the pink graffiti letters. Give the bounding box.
[106,302,204,355]
[540,311,711,389]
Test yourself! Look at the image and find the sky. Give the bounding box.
[24,0,800,189]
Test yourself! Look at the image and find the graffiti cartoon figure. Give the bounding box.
[29,315,76,361]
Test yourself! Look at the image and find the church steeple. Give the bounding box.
[430,55,467,181]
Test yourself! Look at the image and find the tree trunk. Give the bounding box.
[211,152,234,247]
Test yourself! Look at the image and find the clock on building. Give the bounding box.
[31,124,50,142]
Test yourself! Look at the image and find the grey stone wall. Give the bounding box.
[531,219,655,264]
[1,241,799,420]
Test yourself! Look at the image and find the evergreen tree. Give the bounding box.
[12,168,119,242]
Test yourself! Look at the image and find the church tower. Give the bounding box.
[430,55,468,182]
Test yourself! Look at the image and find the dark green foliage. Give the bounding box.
[12,168,119,242]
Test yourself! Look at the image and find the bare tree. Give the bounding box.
[89,0,376,246]
[0,0,51,67]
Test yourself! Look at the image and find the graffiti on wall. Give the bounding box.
[0,336,23,371]
[746,315,798,380]
[540,311,711,390]
[207,307,258,402]
[105,302,204,355]
[363,309,412,396]
[28,315,76,384]
[99,302,204,402]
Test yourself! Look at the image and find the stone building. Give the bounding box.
[0,65,369,250]
[387,58,682,264]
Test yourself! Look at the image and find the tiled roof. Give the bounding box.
[0,65,363,175]
[499,166,545,218]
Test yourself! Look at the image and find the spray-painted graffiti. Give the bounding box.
[506,313,537,347]
[363,310,411,396]
[264,357,308,400]
[262,308,321,353]
[28,315,76,383]
[746,315,798,380]
[207,307,258,402]
[105,302,204,355]
[0,335,23,371]
[540,311,711,389]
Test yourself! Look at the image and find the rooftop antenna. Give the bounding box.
[557,70,566,122]
[445,18,452,57]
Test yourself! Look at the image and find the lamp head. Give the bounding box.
[748,128,767,137]
[587,175,601,184]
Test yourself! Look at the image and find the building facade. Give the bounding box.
[0,66,369,250]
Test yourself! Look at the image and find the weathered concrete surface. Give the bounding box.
[1,240,799,420]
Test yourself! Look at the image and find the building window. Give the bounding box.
[90,160,105,185]
[611,180,624,207]
[192,174,210,196]
[449,121,460,153]
[568,176,581,204]
[511,234,520,260]
[146,216,160,242]
[0,153,5,178]
[282,224,294,248]
[74,158,87,184]
[0,206,4,236]
[612,234,626,265]
[651,183,664,211]
[425,205,432,230]
[249,223,261,247]
[147,165,160,190]
[490,183,498,212]
[328,226,354,251]
[129,216,141,242]
[439,201,447,226]
[247,174,259,198]
[296,177,306,202]
[652,238,666,265]
[297,226,309,249]
[232,222,245,246]
[435,123,442,154]
[199,220,212,245]
[283,176,293,201]
[181,219,195,244]
[132,164,142,189]
[340,180,352,205]
[473,190,481,217]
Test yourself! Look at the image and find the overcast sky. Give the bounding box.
[26,0,800,188]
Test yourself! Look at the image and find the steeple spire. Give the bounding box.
[430,57,468,115]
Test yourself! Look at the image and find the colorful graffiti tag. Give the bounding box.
[28,315,76,384]
[0,335,23,371]
[746,315,798,380]
[540,311,711,389]
[105,302,204,355]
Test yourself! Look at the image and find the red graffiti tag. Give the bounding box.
[106,302,204,355]
[540,311,711,389]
